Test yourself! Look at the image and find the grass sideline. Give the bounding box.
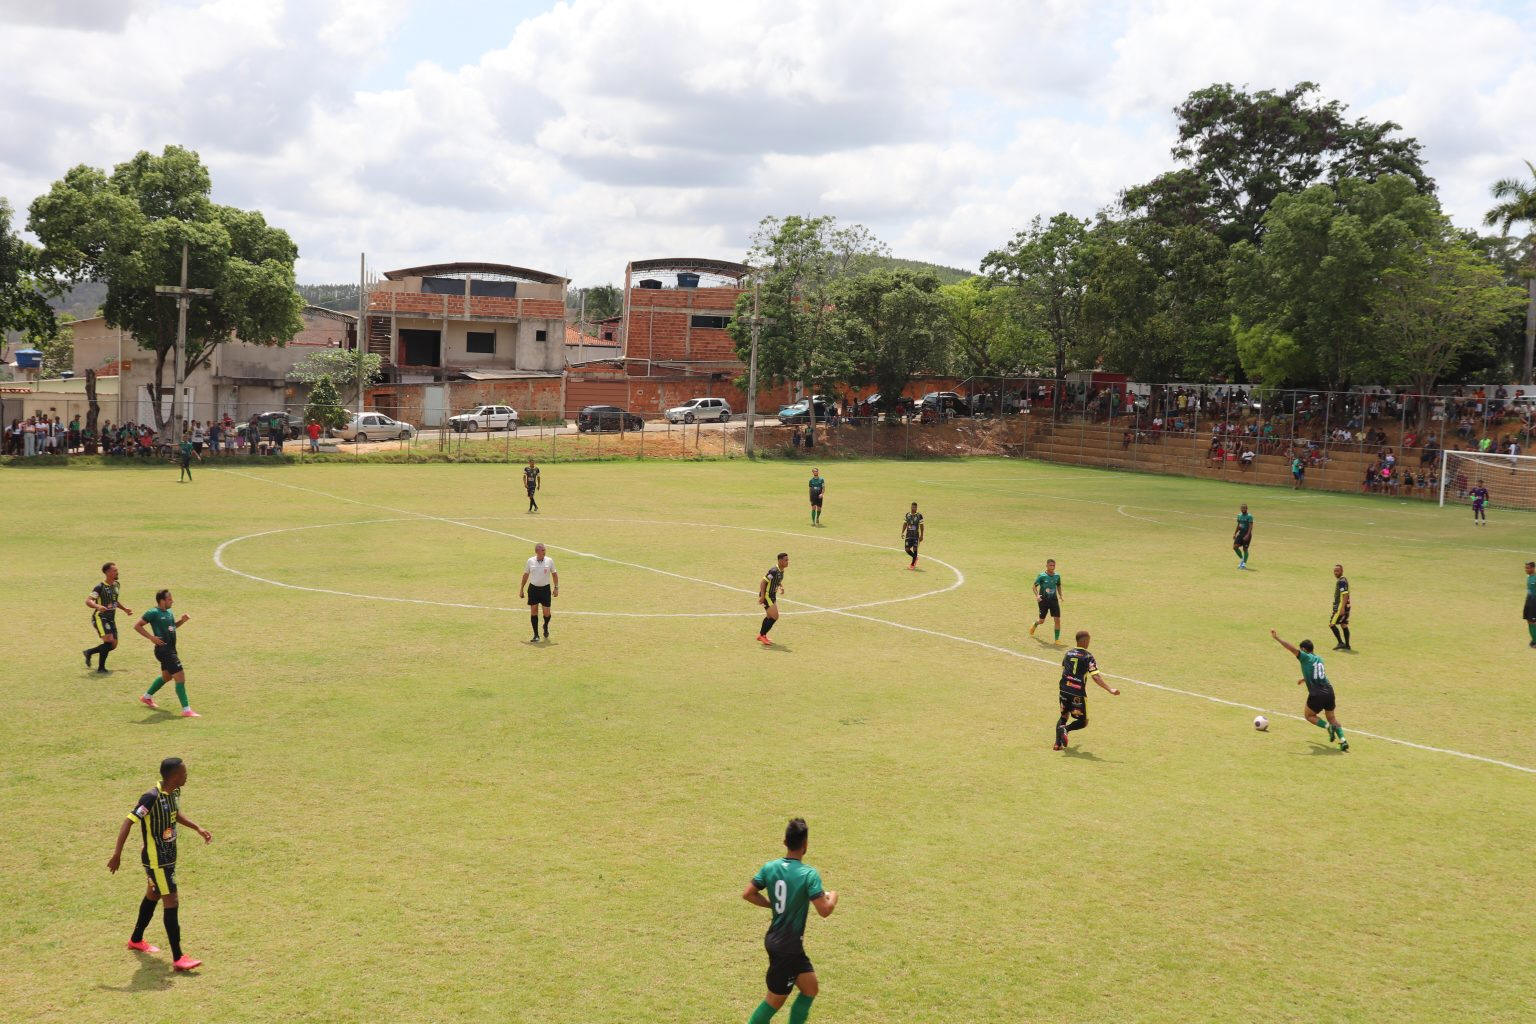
[4,457,1534,1024]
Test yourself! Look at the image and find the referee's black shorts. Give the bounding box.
[527,583,552,606]
[1524,594,1536,621]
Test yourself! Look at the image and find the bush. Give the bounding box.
[305,376,349,432]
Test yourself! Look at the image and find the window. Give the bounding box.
[467,331,496,354]
[535,329,548,342]
[690,314,730,329]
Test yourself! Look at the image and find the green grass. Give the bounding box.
[4,457,1535,1024]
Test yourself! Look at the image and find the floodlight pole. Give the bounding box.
[745,275,761,457]
[154,243,213,446]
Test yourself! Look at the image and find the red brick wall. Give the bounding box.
[624,286,744,363]
[366,378,564,425]
[368,293,565,320]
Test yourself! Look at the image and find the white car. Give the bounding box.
[449,404,519,432]
[664,397,732,424]
[334,412,417,442]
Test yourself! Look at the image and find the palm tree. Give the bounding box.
[1484,159,1536,385]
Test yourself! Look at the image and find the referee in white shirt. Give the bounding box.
[519,543,558,642]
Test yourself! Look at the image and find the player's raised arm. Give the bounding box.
[812,890,839,917]
[1270,629,1300,656]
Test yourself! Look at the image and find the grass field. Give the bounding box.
[5,457,1535,1024]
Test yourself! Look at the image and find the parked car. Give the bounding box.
[777,398,834,426]
[855,393,913,418]
[919,391,973,422]
[664,397,732,424]
[577,405,645,433]
[235,410,305,440]
[449,404,519,432]
[334,412,417,442]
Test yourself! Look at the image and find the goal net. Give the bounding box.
[1439,449,1536,511]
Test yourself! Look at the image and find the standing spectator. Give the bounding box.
[307,419,321,453]
[208,419,221,457]
[247,413,260,456]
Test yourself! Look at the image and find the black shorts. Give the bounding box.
[142,859,177,895]
[1059,690,1085,717]
[1305,686,1336,713]
[93,613,117,638]
[154,645,184,675]
[904,534,920,549]
[527,583,552,606]
[764,930,814,996]
[810,493,823,508]
[1330,606,1351,627]
[1524,594,1536,621]
[1037,596,1061,619]
[1234,532,1252,547]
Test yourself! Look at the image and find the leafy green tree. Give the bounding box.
[28,145,304,428]
[1483,159,1536,384]
[729,215,888,424]
[940,276,1036,376]
[1227,176,1440,389]
[304,374,348,431]
[287,346,382,391]
[568,284,622,327]
[37,311,75,375]
[0,197,58,349]
[831,269,947,417]
[981,213,1095,385]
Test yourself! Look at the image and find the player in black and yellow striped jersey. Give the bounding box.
[84,562,132,673]
[757,553,789,646]
[524,459,541,512]
[107,756,212,972]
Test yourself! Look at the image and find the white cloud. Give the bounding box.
[0,0,1532,286]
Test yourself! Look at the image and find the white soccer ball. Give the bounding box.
[1253,715,1269,732]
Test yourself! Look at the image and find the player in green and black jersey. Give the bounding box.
[107,756,212,971]
[1029,559,1064,643]
[1233,504,1253,569]
[757,553,789,646]
[1271,630,1348,750]
[523,459,540,512]
[741,817,838,1024]
[1523,561,1535,648]
[807,469,825,526]
[84,561,132,673]
[1054,630,1120,750]
[1328,564,1352,651]
[901,502,924,568]
[134,589,199,717]
[177,437,199,481]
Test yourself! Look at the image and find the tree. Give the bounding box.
[981,213,1095,385]
[831,269,948,417]
[1483,159,1536,384]
[287,346,382,391]
[729,215,889,426]
[568,283,622,327]
[28,145,304,429]
[1372,229,1526,400]
[304,374,348,431]
[0,197,58,349]
[940,276,1036,377]
[1227,176,1440,390]
[37,312,75,376]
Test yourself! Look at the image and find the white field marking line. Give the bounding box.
[211,468,1536,776]
[1115,505,1185,527]
[919,476,1535,556]
[206,473,964,618]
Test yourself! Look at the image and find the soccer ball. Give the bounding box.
[1253,715,1269,732]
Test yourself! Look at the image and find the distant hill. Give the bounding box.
[868,256,975,285]
[48,280,108,320]
[298,283,361,310]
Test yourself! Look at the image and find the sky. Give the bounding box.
[1,0,1533,287]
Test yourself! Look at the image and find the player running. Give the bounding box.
[1029,558,1064,643]
[106,755,212,971]
[901,502,924,569]
[1470,480,1489,525]
[1270,630,1348,751]
[84,561,132,673]
[741,817,838,1024]
[1328,564,1352,651]
[1233,504,1253,569]
[1053,630,1119,750]
[1524,561,1535,648]
[757,553,789,646]
[523,459,541,512]
[808,469,825,526]
[134,589,199,717]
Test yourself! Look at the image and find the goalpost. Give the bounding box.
[1439,449,1536,511]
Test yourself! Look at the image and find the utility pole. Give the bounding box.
[745,275,761,457]
[154,243,212,445]
[357,252,366,415]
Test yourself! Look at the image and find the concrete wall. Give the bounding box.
[366,377,564,426]
[387,316,565,373]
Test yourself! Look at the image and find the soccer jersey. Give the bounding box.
[1528,574,1535,600]
[1333,576,1350,612]
[523,466,540,490]
[808,476,825,497]
[130,784,180,868]
[1235,512,1254,537]
[1471,486,1488,506]
[903,511,924,539]
[142,607,178,649]
[764,566,784,601]
[178,440,193,460]
[752,857,825,938]
[1034,572,1061,598]
[525,555,555,586]
[1060,647,1097,696]
[1297,650,1331,693]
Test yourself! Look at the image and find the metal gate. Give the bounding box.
[422,385,446,427]
[564,378,629,417]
